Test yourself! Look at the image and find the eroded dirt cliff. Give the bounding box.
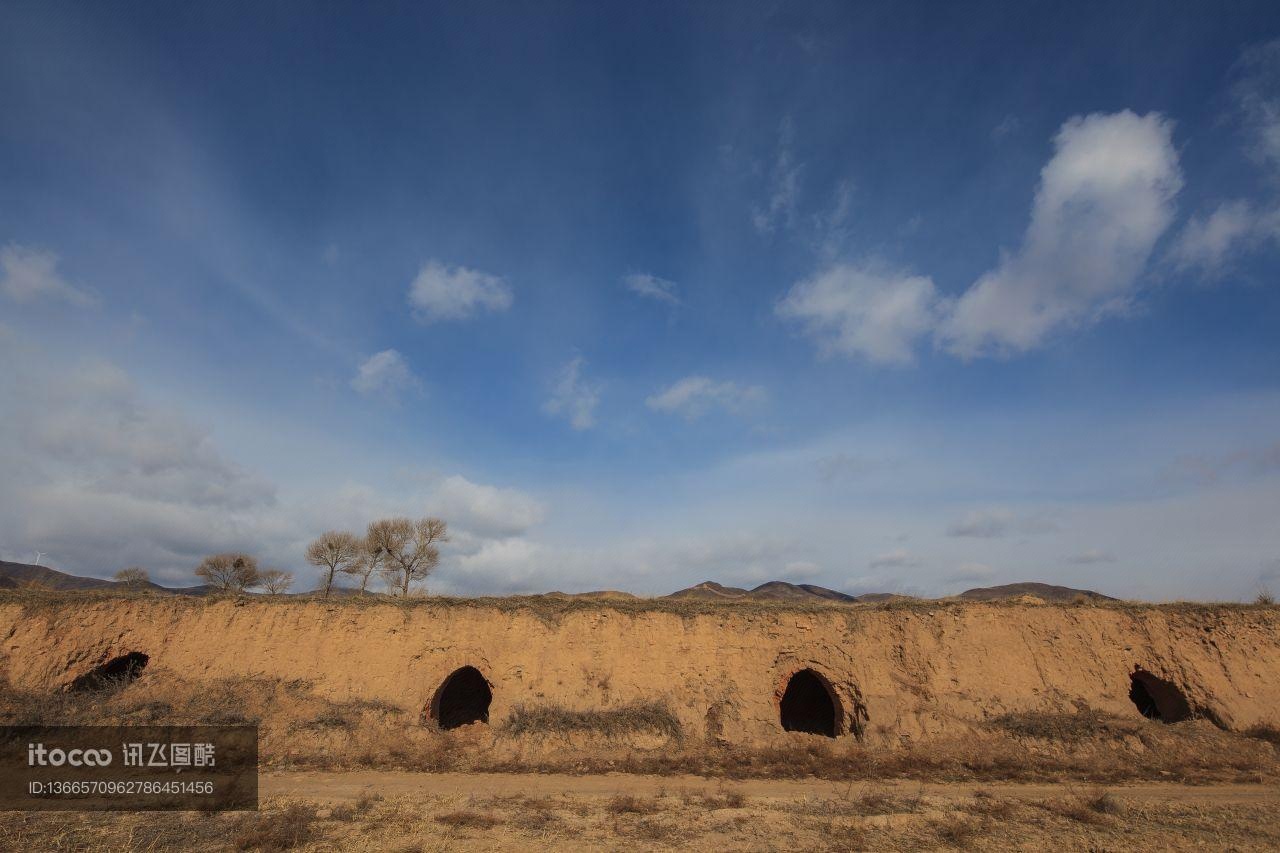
[1,596,1276,743]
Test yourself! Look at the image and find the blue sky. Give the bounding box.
[2,2,1279,599]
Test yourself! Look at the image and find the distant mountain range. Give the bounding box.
[0,561,210,594]
[662,579,1112,603]
[956,581,1115,603]
[0,561,1111,603]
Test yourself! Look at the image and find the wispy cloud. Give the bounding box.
[815,452,880,484]
[752,116,802,234]
[1170,40,1280,275]
[408,260,512,322]
[646,376,767,420]
[542,356,601,430]
[1165,440,1280,485]
[991,114,1021,140]
[944,563,996,584]
[946,509,1058,538]
[0,245,98,308]
[624,273,680,306]
[1068,549,1116,565]
[868,548,921,569]
[351,350,421,402]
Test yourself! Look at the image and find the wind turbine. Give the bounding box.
[33,551,45,566]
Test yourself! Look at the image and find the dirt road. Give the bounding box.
[261,769,1280,805]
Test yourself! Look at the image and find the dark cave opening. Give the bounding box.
[431,665,492,730]
[68,652,149,693]
[1129,668,1193,723]
[780,668,840,737]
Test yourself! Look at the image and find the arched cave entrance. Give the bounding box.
[780,668,841,738]
[431,666,492,730]
[69,652,149,693]
[1129,667,1193,723]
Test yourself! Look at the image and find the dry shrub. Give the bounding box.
[931,815,983,848]
[1041,786,1123,825]
[988,708,1135,743]
[512,807,559,831]
[965,791,1015,818]
[434,809,502,829]
[624,817,679,842]
[233,803,319,851]
[1244,724,1280,746]
[607,794,661,815]
[502,701,682,739]
[685,787,747,809]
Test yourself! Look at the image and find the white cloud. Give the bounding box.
[939,111,1182,357]
[350,350,421,402]
[0,355,277,576]
[408,260,512,322]
[645,376,767,420]
[776,262,939,364]
[431,475,545,539]
[752,116,802,234]
[0,244,98,307]
[624,273,680,306]
[542,356,601,430]
[868,549,921,569]
[946,509,1058,539]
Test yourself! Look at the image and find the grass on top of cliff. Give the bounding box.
[2,587,1275,623]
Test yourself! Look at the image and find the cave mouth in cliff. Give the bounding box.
[1129,668,1193,723]
[69,652,149,693]
[432,666,492,730]
[780,669,840,737]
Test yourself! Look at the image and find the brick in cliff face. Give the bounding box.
[2,599,1278,741]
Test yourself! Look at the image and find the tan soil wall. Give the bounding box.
[1,599,1277,742]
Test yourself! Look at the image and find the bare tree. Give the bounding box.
[305,531,361,597]
[260,569,294,595]
[195,553,261,593]
[366,517,448,596]
[113,567,150,588]
[341,540,385,594]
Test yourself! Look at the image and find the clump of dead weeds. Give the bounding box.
[434,809,502,830]
[502,700,682,740]
[988,708,1138,743]
[233,802,320,851]
[607,794,662,815]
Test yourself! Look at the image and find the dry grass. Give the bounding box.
[987,707,1135,742]
[232,802,319,851]
[1244,723,1280,745]
[2,785,1277,852]
[606,794,662,814]
[502,701,683,739]
[434,809,502,829]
